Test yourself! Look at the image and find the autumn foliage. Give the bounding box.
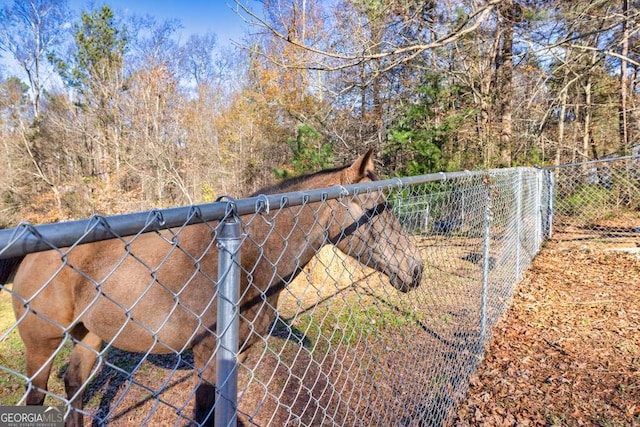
[1,1,639,226]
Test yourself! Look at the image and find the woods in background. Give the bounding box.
[0,0,638,225]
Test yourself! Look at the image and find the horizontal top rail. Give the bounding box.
[0,167,532,260]
[540,154,640,170]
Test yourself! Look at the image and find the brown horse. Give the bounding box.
[0,150,423,426]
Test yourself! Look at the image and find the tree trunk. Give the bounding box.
[582,46,600,161]
[495,0,518,167]
[498,13,514,167]
[556,86,568,166]
[582,75,592,160]
[618,0,629,155]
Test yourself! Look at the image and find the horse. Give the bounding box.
[0,150,424,426]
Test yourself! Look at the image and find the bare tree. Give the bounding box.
[178,32,218,88]
[0,0,70,117]
[494,0,522,166]
[235,0,501,75]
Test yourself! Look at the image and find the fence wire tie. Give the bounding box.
[5,222,37,246]
[85,214,112,236]
[60,215,115,255]
[8,223,57,254]
[335,185,350,206]
[392,177,403,190]
[254,194,270,215]
[186,205,202,223]
[147,208,166,228]
[216,195,239,223]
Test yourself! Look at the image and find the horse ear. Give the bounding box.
[342,148,375,184]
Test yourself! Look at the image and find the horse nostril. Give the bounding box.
[412,263,423,285]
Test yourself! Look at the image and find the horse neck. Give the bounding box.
[245,203,328,278]
[245,175,339,280]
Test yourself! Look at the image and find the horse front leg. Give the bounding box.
[23,338,62,406]
[193,336,217,427]
[64,329,102,427]
[194,348,250,426]
[194,379,216,426]
[17,311,65,407]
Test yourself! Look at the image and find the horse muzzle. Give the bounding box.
[390,261,423,292]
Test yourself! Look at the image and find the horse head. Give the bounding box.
[328,150,423,292]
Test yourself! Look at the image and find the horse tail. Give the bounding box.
[0,256,25,286]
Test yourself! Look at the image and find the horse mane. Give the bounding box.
[0,256,25,285]
[250,164,351,196]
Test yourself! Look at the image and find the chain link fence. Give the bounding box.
[549,155,640,242]
[4,155,631,426]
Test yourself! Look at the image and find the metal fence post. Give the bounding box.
[215,217,242,427]
[480,182,492,344]
[546,170,555,240]
[515,169,523,281]
[534,170,543,251]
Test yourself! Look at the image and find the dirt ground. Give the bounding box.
[2,223,639,426]
[453,231,640,426]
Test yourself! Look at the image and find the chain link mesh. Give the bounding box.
[6,158,629,426]
[551,156,640,240]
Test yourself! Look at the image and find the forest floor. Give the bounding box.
[453,224,640,426]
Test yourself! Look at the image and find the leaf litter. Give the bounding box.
[454,238,640,426]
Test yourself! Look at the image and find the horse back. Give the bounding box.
[9,224,223,353]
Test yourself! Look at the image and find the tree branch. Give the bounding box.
[234,0,502,72]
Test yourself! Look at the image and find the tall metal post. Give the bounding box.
[535,170,543,251]
[480,184,492,344]
[215,218,242,427]
[515,169,523,281]
[546,170,555,240]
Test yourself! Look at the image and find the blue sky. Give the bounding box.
[0,0,248,77]
[69,0,247,47]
